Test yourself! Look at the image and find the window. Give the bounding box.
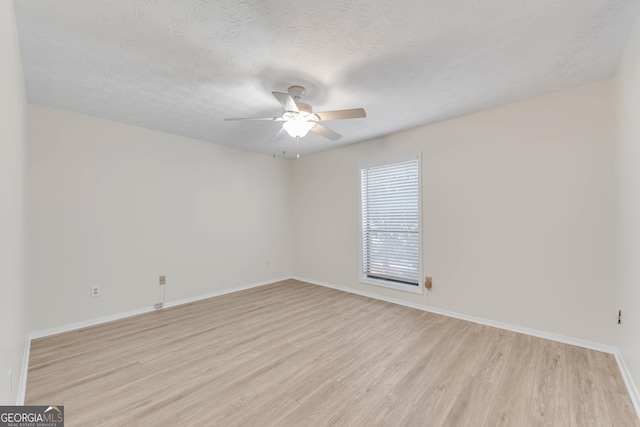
[360,156,421,293]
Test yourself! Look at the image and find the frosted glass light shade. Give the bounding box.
[283,119,315,138]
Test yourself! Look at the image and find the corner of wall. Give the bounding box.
[614,12,640,420]
[0,0,28,406]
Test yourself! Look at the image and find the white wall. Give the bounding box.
[27,106,292,332]
[0,0,28,405]
[292,79,616,345]
[615,15,640,395]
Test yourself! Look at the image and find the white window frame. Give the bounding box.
[359,153,423,294]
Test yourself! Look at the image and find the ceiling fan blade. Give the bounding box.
[269,127,287,143]
[310,123,342,141]
[224,117,285,121]
[315,108,366,121]
[272,91,299,112]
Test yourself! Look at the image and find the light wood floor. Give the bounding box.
[26,279,638,426]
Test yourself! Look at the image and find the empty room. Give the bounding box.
[2,0,640,425]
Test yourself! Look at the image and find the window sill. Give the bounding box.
[361,277,424,294]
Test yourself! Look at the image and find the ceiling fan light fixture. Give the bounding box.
[224,86,365,144]
[283,119,315,138]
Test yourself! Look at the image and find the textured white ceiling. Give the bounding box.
[13,0,640,158]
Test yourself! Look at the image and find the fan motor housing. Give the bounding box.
[288,85,306,100]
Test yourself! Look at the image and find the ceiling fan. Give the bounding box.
[224,86,366,143]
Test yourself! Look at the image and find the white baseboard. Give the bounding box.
[292,275,615,353]
[16,337,31,405]
[27,276,288,340]
[18,276,288,404]
[27,306,157,341]
[292,275,640,420]
[161,276,288,309]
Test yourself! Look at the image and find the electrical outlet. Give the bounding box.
[266,260,270,266]
[90,286,101,297]
[424,277,432,289]
[159,275,166,285]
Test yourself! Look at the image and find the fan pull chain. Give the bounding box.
[296,136,300,158]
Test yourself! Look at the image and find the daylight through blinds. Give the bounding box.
[361,159,420,286]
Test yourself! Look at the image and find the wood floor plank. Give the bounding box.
[527,339,570,426]
[566,344,608,426]
[25,280,640,426]
[439,326,517,426]
[401,322,487,425]
[484,333,542,426]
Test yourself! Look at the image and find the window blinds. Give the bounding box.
[361,159,420,286]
